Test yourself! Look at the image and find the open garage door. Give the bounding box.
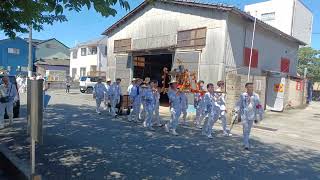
[115,55,132,94]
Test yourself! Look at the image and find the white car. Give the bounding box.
[79,76,105,93]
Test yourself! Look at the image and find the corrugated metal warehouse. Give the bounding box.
[102,0,306,109]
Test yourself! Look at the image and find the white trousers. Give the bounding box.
[167,107,181,130]
[195,105,207,125]
[104,96,112,113]
[139,101,146,120]
[242,120,254,148]
[111,98,119,117]
[0,102,13,125]
[95,98,103,113]
[181,108,187,123]
[153,103,160,125]
[202,112,219,136]
[219,114,228,133]
[129,99,140,121]
[144,105,154,128]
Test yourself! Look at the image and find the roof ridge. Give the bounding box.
[101,0,305,45]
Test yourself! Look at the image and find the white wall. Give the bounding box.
[225,13,300,77]
[69,47,99,79]
[244,0,312,45]
[70,37,108,79]
[106,2,228,84]
[97,37,108,72]
[292,0,313,45]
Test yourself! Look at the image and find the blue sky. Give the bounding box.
[0,0,319,49]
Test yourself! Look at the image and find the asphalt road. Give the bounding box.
[0,89,319,180]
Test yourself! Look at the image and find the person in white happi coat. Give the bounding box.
[104,78,112,111]
[194,80,206,128]
[128,78,140,122]
[127,78,136,95]
[93,78,107,115]
[152,80,162,127]
[202,83,220,139]
[16,76,23,93]
[165,80,182,136]
[0,76,18,129]
[141,82,155,131]
[237,82,263,150]
[139,78,150,120]
[213,81,232,136]
[180,91,188,125]
[110,78,122,118]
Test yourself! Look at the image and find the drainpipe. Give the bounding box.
[28,25,33,78]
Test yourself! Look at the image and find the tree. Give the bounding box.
[0,0,132,38]
[298,47,320,82]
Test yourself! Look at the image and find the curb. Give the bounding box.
[0,144,30,180]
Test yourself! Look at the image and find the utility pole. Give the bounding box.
[247,12,257,82]
[28,25,33,78]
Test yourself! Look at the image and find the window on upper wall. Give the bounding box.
[104,46,108,55]
[88,46,97,55]
[90,65,97,72]
[133,56,145,79]
[261,12,275,21]
[81,48,87,56]
[80,67,86,77]
[244,47,259,68]
[281,58,290,73]
[72,68,77,78]
[114,38,131,53]
[45,44,57,48]
[177,27,207,48]
[8,48,20,55]
[72,50,78,59]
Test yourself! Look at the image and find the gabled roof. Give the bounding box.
[40,52,69,60]
[23,38,45,45]
[71,37,106,49]
[28,38,70,49]
[102,0,306,45]
[0,37,29,44]
[34,59,69,66]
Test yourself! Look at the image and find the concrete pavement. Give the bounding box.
[0,89,319,180]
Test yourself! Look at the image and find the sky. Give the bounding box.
[0,0,319,49]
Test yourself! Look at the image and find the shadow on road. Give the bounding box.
[0,104,319,180]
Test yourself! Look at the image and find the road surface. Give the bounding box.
[0,89,319,180]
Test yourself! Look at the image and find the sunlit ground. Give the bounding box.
[0,90,319,180]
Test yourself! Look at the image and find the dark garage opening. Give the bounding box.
[133,53,173,106]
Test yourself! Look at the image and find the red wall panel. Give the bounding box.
[244,47,258,68]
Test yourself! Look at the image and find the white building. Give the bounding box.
[69,37,108,80]
[245,0,313,45]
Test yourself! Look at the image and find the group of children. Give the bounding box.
[126,78,231,137]
[127,78,163,130]
[164,80,232,138]
[93,78,122,117]
[95,77,263,150]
